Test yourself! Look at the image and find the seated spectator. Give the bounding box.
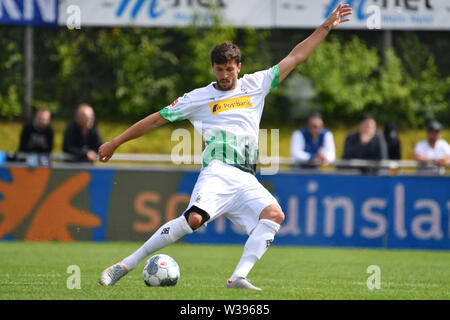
[290,112,336,168]
[384,122,401,160]
[63,103,103,163]
[18,108,54,166]
[414,120,450,175]
[342,115,388,174]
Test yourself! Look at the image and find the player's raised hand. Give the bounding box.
[323,3,352,30]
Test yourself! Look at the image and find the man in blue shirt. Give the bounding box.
[290,112,336,168]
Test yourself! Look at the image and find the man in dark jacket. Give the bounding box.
[342,115,388,174]
[19,108,54,154]
[63,104,103,162]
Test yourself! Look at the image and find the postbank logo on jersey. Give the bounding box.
[210,96,252,115]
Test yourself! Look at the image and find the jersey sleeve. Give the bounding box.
[159,94,194,122]
[265,65,280,93]
[244,65,280,95]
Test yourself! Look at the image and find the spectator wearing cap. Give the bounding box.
[290,112,336,168]
[414,120,450,174]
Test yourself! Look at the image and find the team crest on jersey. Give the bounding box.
[209,96,252,115]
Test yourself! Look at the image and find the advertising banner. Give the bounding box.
[58,0,273,28]
[56,0,450,30]
[0,0,58,26]
[275,0,450,30]
[1,0,449,29]
[186,173,450,250]
[1,166,449,250]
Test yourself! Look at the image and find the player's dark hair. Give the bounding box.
[210,42,241,66]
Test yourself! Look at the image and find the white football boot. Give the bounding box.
[225,277,262,290]
[99,262,129,286]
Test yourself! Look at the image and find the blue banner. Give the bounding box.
[184,173,450,250]
[0,0,58,26]
[1,165,449,249]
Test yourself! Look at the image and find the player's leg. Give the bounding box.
[99,163,218,286]
[184,205,210,230]
[99,208,207,286]
[122,206,209,270]
[99,160,231,286]
[227,204,284,290]
[121,211,201,270]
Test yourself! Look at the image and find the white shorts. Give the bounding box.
[186,160,280,235]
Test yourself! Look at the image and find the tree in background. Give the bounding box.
[0,28,22,119]
[296,35,449,127]
[0,26,448,128]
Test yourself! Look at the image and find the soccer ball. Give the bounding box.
[143,254,180,287]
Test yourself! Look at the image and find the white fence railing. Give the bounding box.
[6,152,448,175]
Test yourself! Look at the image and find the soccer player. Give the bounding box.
[99,4,352,290]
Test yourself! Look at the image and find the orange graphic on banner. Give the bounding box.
[166,194,190,222]
[25,172,101,241]
[134,192,161,233]
[0,168,101,242]
[0,168,50,238]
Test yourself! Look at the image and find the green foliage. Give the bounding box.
[0,26,448,127]
[175,24,237,91]
[299,36,380,119]
[31,24,268,121]
[0,29,23,119]
[395,32,450,125]
[408,56,450,125]
[105,29,180,119]
[371,49,414,126]
[297,35,449,127]
[0,85,22,119]
[47,28,182,120]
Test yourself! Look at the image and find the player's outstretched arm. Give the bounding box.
[277,3,352,84]
[99,111,169,162]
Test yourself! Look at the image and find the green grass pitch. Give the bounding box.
[0,241,449,300]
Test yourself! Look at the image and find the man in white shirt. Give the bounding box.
[290,112,336,167]
[414,120,450,174]
[98,4,352,290]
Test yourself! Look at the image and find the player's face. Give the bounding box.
[212,60,241,91]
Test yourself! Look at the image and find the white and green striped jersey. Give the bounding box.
[159,65,280,174]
